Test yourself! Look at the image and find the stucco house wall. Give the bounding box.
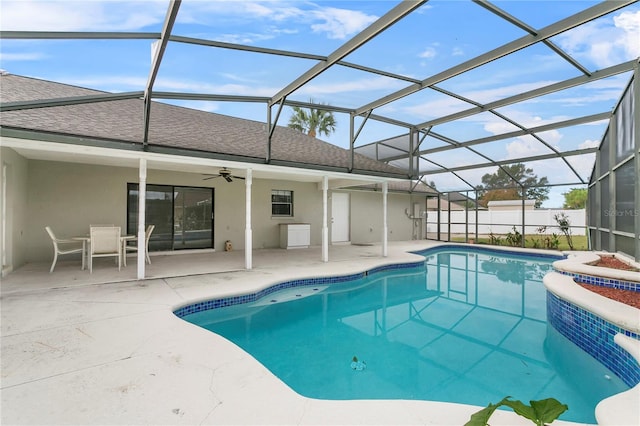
[350,191,423,244]
[1,148,426,269]
[0,147,29,273]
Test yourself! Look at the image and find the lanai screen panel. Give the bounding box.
[1,0,638,205]
[588,78,638,260]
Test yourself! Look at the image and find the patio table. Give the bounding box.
[73,230,134,270]
[121,235,136,266]
[72,236,89,270]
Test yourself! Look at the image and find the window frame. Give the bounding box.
[271,189,294,217]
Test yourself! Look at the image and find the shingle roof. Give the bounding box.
[0,74,406,176]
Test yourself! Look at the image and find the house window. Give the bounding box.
[272,190,293,217]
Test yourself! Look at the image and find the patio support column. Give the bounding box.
[322,175,329,262]
[382,181,388,257]
[137,158,147,280]
[245,168,253,270]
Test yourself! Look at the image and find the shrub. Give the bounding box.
[505,226,522,247]
[554,213,574,250]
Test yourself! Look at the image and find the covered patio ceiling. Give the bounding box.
[1,0,638,196]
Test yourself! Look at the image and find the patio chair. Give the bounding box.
[89,226,121,273]
[45,226,84,273]
[123,224,155,266]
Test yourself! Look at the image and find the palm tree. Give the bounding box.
[288,100,337,138]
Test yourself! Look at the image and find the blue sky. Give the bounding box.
[1,0,639,207]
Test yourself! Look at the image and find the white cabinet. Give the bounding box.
[279,223,310,249]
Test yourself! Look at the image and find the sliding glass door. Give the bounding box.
[173,187,214,249]
[127,184,214,251]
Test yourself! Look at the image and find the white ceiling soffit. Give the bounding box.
[1,137,393,186]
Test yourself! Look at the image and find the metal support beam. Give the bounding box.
[521,190,526,248]
[322,176,329,263]
[414,113,610,158]
[267,97,286,163]
[465,190,469,243]
[0,31,159,39]
[472,0,591,76]
[355,1,634,115]
[417,148,598,176]
[475,189,479,243]
[382,181,388,257]
[270,0,426,107]
[634,61,640,260]
[142,0,181,148]
[0,92,143,112]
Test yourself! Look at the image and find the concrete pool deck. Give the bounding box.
[1,241,584,425]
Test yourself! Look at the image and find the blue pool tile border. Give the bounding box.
[412,244,565,261]
[556,270,640,293]
[547,292,640,387]
[174,260,424,318]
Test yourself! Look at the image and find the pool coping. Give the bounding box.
[173,243,565,316]
[171,243,614,425]
[0,241,610,425]
[595,335,640,425]
[553,251,640,285]
[543,252,640,426]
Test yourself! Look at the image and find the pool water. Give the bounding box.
[182,248,628,423]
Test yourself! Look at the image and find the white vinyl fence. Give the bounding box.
[427,209,586,236]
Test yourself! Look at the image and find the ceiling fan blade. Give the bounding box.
[231,175,245,180]
[203,175,221,180]
[224,175,233,182]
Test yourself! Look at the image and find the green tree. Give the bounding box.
[562,188,587,209]
[476,164,549,208]
[287,100,337,138]
[478,188,520,207]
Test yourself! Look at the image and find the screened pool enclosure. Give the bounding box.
[1,0,639,259]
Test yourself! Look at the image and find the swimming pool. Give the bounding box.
[179,247,628,423]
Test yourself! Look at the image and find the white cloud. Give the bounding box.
[0,1,166,31]
[613,11,640,59]
[579,139,600,149]
[310,7,378,39]
[58,75,148,91]
[216,32,277,45]
[298,76,405,96]
[181,1,303,24]
[153,77,278,97]
[565,153,596,181]
[533,129,562,146]
[419,46,437,59]
[184,1,377,41]
[452,47,464,56]
[402,96,471,119]
[0,52,47,61]
[170,100,220,113]
[55,74,279,97]
[554,9,640,68]
[505,136,548,160]
[461,81,559,105]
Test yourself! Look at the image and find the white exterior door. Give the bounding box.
[331,192,350,243]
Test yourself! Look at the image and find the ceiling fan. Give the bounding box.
[203,167,245,182]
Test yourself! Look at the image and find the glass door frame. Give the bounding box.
[127,183,215,251]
